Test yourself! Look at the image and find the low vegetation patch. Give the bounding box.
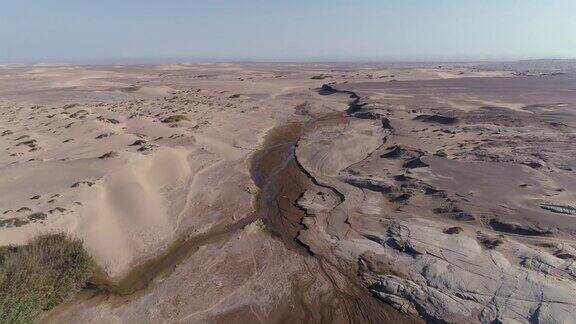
[98,151,119,159]
[129,139,147,146]
[96,116,120,124]
[310,74,332,80]
[95,132,115,139]
[0,212,49,228]
[71,181,95,188]
[161,115,189,123]
[0,233,94,323]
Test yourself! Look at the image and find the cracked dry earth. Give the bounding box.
[1,61,576,323]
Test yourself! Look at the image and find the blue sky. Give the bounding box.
[1,0,575,62]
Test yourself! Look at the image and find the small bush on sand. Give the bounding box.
[310,74,332,80]
[0,233,94,323]
[98,151,119,159]
[161,115,189,123]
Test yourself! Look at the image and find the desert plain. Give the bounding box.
[1,60,575,323]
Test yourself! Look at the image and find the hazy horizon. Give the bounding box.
[2,0,576,63]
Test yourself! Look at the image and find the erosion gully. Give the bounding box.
[249,102,412,322]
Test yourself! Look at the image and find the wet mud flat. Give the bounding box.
[250,121,310,252]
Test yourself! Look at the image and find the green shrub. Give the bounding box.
[161,115,189,123]
[310,74,332,80]
[0,233,93,323]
